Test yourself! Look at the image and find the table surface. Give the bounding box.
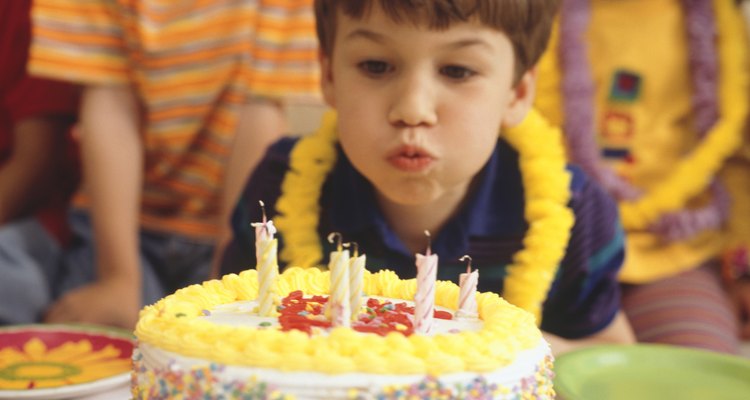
[78,384,130,400]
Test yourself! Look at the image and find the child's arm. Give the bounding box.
[210,99,286,279]
[45,85,143,329]
[0,117,68,223]
[729,279,750,339]
[1,67,80,224]
[543,311,635,356]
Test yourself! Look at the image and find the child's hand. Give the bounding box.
[729,279,750,339]
[542,312,635,356]
[44,278,140,329]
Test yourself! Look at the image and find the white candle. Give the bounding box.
[414,231,438,334]
[346,243,366,320]
[253,201,278,317]
[328,233,350,327]
[457,255,479,319]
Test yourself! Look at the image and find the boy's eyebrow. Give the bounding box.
[344,29,387,44]
[445,38,493,51]
[345,29,493,51]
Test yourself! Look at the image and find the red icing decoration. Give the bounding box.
[276,292,453,336]
[0,328,133,356]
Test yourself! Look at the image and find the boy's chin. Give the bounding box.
[374,184,448,209]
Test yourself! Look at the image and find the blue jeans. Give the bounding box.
[0,209,214,325]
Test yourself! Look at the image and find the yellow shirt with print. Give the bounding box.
[537,0,731,283]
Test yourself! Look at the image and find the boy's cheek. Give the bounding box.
[319,57,337,107]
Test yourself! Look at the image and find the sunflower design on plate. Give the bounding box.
[0,325,133,397]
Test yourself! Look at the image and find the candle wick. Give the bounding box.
[344,242,359,258]
[424,230,432,255]
[459,254,472,272]
[327,232,343,251]
[258,200,269,235]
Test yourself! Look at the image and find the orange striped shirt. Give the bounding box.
[29,0,320,239]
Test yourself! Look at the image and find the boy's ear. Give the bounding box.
[501,69,536,128]
[319,50,336,108]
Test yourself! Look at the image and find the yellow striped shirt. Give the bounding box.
[30,0,320,238]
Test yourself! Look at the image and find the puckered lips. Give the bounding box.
[386,145,435,172]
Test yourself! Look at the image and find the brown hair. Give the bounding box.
[314,0,560,79]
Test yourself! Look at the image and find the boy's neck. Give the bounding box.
[376,186,471,255]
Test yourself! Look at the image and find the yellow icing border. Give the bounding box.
[135,267,542,375]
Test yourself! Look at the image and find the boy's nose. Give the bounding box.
[387,76,438,127]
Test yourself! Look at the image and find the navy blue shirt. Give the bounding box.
[222,137,625,339]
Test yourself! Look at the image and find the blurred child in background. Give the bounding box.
[0,0,80,325]
[534,0,750,353]
[0,0,320,329]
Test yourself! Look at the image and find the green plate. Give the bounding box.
[554,344,750,400]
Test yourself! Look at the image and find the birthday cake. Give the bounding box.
[131,266,555,399]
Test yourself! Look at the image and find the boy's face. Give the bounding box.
[321,5,534,209]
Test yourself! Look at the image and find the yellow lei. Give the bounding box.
[274,109,574,323]
[536,0,749,230]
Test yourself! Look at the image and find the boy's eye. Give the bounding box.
[358,60,392,76]
[440,65,476,80]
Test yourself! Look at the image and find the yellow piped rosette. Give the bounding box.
[135,268,541,375]
[273,109,574,324]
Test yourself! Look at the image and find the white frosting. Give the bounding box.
[202,297,484,335]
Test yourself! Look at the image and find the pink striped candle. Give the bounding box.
[456,255,478,319]
[414,232,438,334]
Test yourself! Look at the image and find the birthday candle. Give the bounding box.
[414,231,438,334]
[253,201,278,317]
[328,233,351,327]
[456,255,479,319]
[346,243,366,320]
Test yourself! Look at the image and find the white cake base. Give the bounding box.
[131,339,554,399]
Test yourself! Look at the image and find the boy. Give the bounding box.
[222,0,634,354]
